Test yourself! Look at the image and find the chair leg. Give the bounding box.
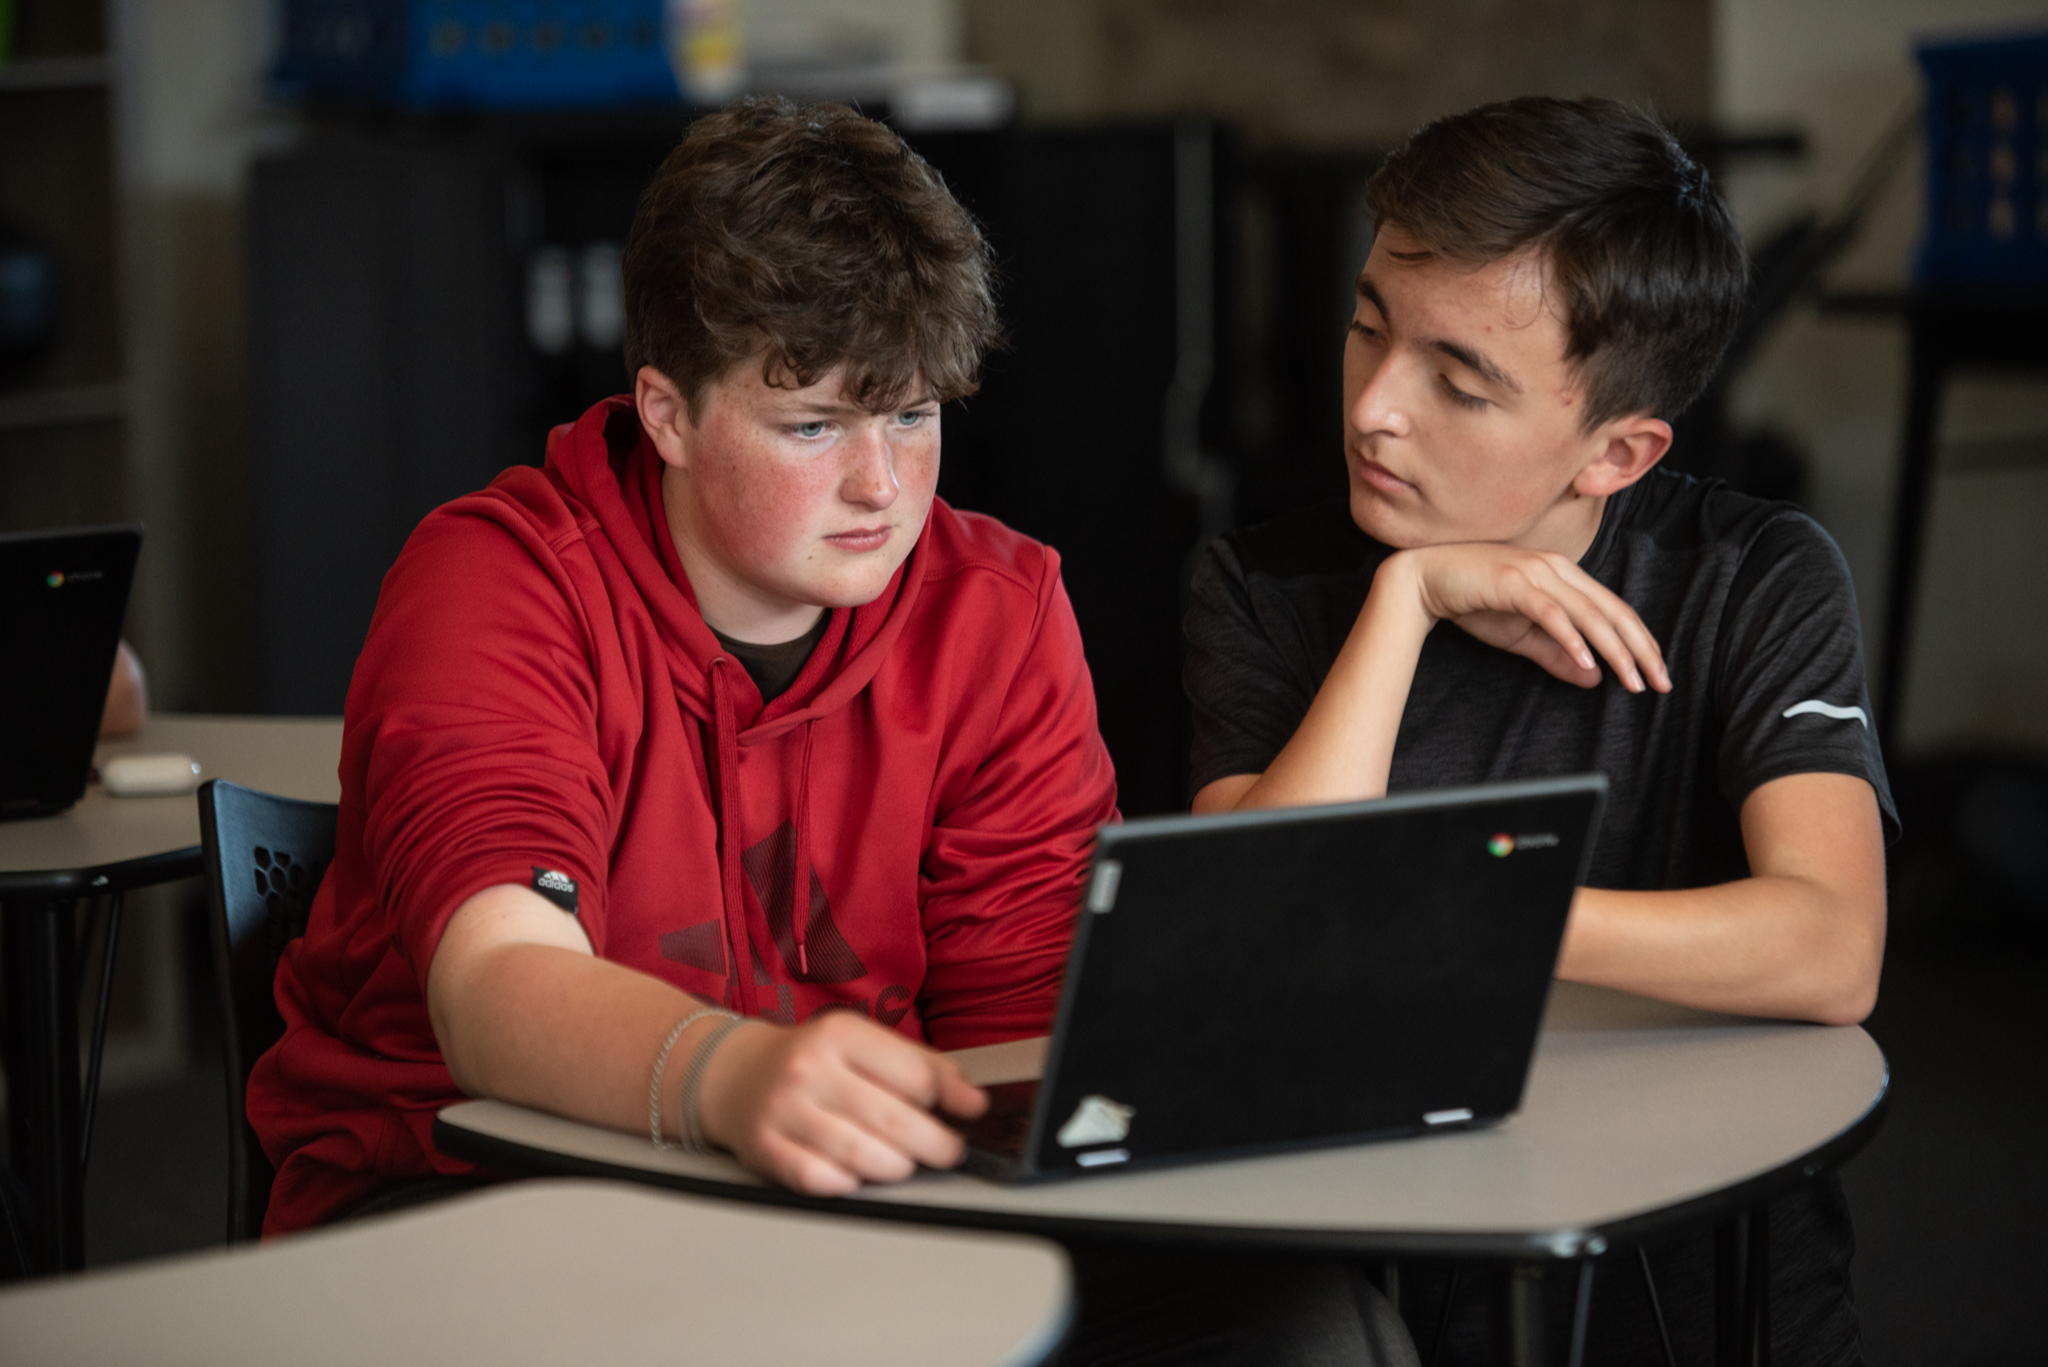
[5,897,85,1272]
[1637,1245,1680,1367]
[1745,1209,1771,1367]
[79,893,124,1173]
[1427,1265,1462,1367]
[1566,1262,1595,1367]
[0,1166,32,1280]
[1504,1263,1546,1367]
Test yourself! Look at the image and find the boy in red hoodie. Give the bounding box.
[248,98,1120,1230]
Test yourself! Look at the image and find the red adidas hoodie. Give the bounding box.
[248,398,1119,1234]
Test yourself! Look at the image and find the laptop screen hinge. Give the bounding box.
[1085,860,1123,913]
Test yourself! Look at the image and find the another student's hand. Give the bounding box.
[697,1009,988,1197]
[1386,543,1671,694]
[99,639,150,737]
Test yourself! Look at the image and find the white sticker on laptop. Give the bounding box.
[1057,1094,1135,1148]
[1075,1148,1129,1168]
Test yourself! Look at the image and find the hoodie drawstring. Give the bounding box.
[789,719,817,979]
[708,658,760,1016]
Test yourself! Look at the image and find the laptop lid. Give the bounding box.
[969,773,1605,1180]
[0,524,142,819]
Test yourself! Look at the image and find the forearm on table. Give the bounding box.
[1558,877,1884,1025]
[1203,566,1433,813]
[428,906,719,1137]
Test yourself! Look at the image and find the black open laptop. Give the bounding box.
[0,524,142,819]
[956,774,1606,1181]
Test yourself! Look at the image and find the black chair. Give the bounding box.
[197,779,336,1243]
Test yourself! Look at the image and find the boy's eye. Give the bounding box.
[895,408,932,427]
[1438,375,1487,411]
[793,421,829,439]
[1348,320,1382,344]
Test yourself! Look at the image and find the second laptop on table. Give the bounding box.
[0,524,141,820]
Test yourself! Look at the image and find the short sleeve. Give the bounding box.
[1714,514,1899,840]
[1183,539,1320,795]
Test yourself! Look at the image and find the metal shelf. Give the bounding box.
[0,56,111,92]
[0,383,127,433]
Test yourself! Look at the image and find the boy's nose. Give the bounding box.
[841,426,900,508]
[1348,357,1414,439]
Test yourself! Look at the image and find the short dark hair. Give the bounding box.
[1363,96,1747,429]
[623,96,1000,416]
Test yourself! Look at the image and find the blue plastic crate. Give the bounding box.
[271,0,684,110]
[1916,30,2048,289]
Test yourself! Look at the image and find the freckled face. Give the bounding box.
[1343,227,1610,551]
[659,360,940,642]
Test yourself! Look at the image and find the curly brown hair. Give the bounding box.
[623,97,1001,417]
[1364,97,1747,430]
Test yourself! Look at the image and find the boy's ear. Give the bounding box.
[635,366,693,472]
[1572,414,1672,499]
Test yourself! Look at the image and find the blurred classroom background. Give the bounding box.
[3,1,2045,1361]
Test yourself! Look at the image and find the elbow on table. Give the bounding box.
[427,995,488,1098]
[1807,980,1877,1028]
[1797,932,1885,1027]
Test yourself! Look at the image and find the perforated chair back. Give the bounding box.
[198,779,336,1243]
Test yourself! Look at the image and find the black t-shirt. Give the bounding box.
[1183,469,1890,1366]
[710,612,831,704]
[1187,468,1897,878]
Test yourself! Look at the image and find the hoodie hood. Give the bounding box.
[540,396,926,745]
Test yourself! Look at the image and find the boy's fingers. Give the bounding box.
[1513,633,1601,687]
[937,1063,989,1119]
[1567,602,1646,692]
[837,1019,988,1127]
[835,1016,953,1108]
[1430,544,1671,693]
[754,1128,862,1197]
[821,1068,968,1171]
[781,1096,923,1184]
[1508,585,1596,675]
[721,1016,981,1191]
[1555,563,1670,688]
[1531,565,1663,693]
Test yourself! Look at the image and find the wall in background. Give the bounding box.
[1715,0,2048,757]
[113,0,270,713]
[965,0,1711,144]
[748,0,961,67]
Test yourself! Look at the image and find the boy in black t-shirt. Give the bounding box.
[1185,98,1891,1365]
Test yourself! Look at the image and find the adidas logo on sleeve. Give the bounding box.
[530,867,579,913]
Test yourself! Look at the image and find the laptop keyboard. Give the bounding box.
[952,1079,1041,1163]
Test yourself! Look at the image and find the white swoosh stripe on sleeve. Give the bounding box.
[1782,699,1869,728]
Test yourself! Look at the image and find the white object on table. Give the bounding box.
[99,753,202,797]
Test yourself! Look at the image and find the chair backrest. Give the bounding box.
[197,779,337,1243]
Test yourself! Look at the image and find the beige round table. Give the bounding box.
[0,1179,1071,1366]
[438,983,1888,1365]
